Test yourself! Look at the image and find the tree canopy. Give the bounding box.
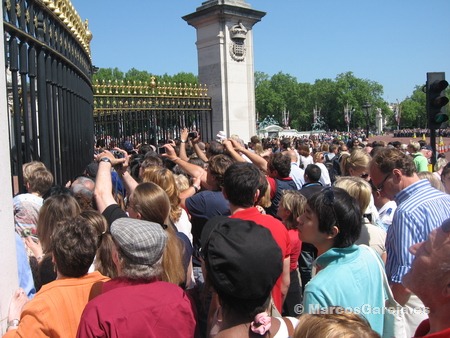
[92,68,198,86]
[93,67,436,131]
[255,71,391,131]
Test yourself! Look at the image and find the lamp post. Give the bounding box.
[395,99,401,130]
[344,102,354,133]
[362,102,371,138]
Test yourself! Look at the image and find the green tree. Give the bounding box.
[306,72,387,131]
[159,72,198,86]
[92,67,124,83]
[124,68,153,83]
[399,85,427,128]
[255,70,389,132]
[92,68,199,87]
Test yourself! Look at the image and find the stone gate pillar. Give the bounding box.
[183,0,265,142]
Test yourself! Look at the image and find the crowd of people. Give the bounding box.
[393,128,450,138]
[5,128,450,337]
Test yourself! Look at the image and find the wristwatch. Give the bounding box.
[180,140,187,143]
[7,319,20,330]
[192,184,200,193]
[100,157,111,164]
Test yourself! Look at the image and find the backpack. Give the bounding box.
[325,161,336,184]
[331,154,342,181]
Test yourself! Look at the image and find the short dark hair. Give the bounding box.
[50,216,98,278]
[223,162,261,208]
[280,138,291,150]
[305,164,321,182]
[206,141,225,157]
[371,147,416,176]
[268,153,291,178]
[308,187,362,248]
[250,136,260,144]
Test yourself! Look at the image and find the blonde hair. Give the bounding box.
[408,141,421,152]
[174,174,190,192]
[254,143,264,156]
[141,167,182,223]
[435,157,448,172]
[313,151,325,163]
[279,190,307,229]
[418,171,445,192]
[256,173,272,208]
[294,308,380,338]
[132,182,185,286]
[321,143,330,152]
[340,149,371,176]
[23,161,46,183]
[334,176,371,213]
[26,168,54,196]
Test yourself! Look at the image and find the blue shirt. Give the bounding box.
[15,233,36,298]
[303,245,385,336]
[386,179,450,284]
[290,163,305,189]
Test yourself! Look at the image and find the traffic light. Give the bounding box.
[426,72,449,129]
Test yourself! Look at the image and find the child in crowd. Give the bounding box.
[13,161,53,240]
[276,190,306,317]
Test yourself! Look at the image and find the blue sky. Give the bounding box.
[72,0,450,103]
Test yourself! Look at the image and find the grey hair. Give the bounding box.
[117,250,163,280]
[71,176,95,198]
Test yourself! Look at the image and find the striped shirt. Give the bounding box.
[386,179,450,284]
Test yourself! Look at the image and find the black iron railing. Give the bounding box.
[4,0,94,191]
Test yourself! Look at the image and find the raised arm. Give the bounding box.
[191,134,209,162]
[94,151,126,214]
[162,144,211,189]
[230,139,268,172]
[178,128,190,162]
[112,148,138,195]
[222,139,246,163]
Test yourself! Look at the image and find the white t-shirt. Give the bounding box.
[174,208,193,245]
[377,200,397,231]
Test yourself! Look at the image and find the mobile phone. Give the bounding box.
[188,132,198,139]
[158,147,166,154]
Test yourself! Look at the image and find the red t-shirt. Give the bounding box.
[414,319,450,338]
[288,229,301,271]
[77,278,196,338]
[231,207,291,312]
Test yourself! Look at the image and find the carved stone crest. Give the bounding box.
[229,22,247,62]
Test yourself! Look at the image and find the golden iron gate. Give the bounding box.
[93,77,212,149]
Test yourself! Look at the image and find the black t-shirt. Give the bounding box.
[102,204,128,226]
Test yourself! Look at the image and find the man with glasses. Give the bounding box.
[370,148,450,337]
[403,218,450,337]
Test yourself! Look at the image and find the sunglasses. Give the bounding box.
[360,173,369,179]
[375,173,392,192]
